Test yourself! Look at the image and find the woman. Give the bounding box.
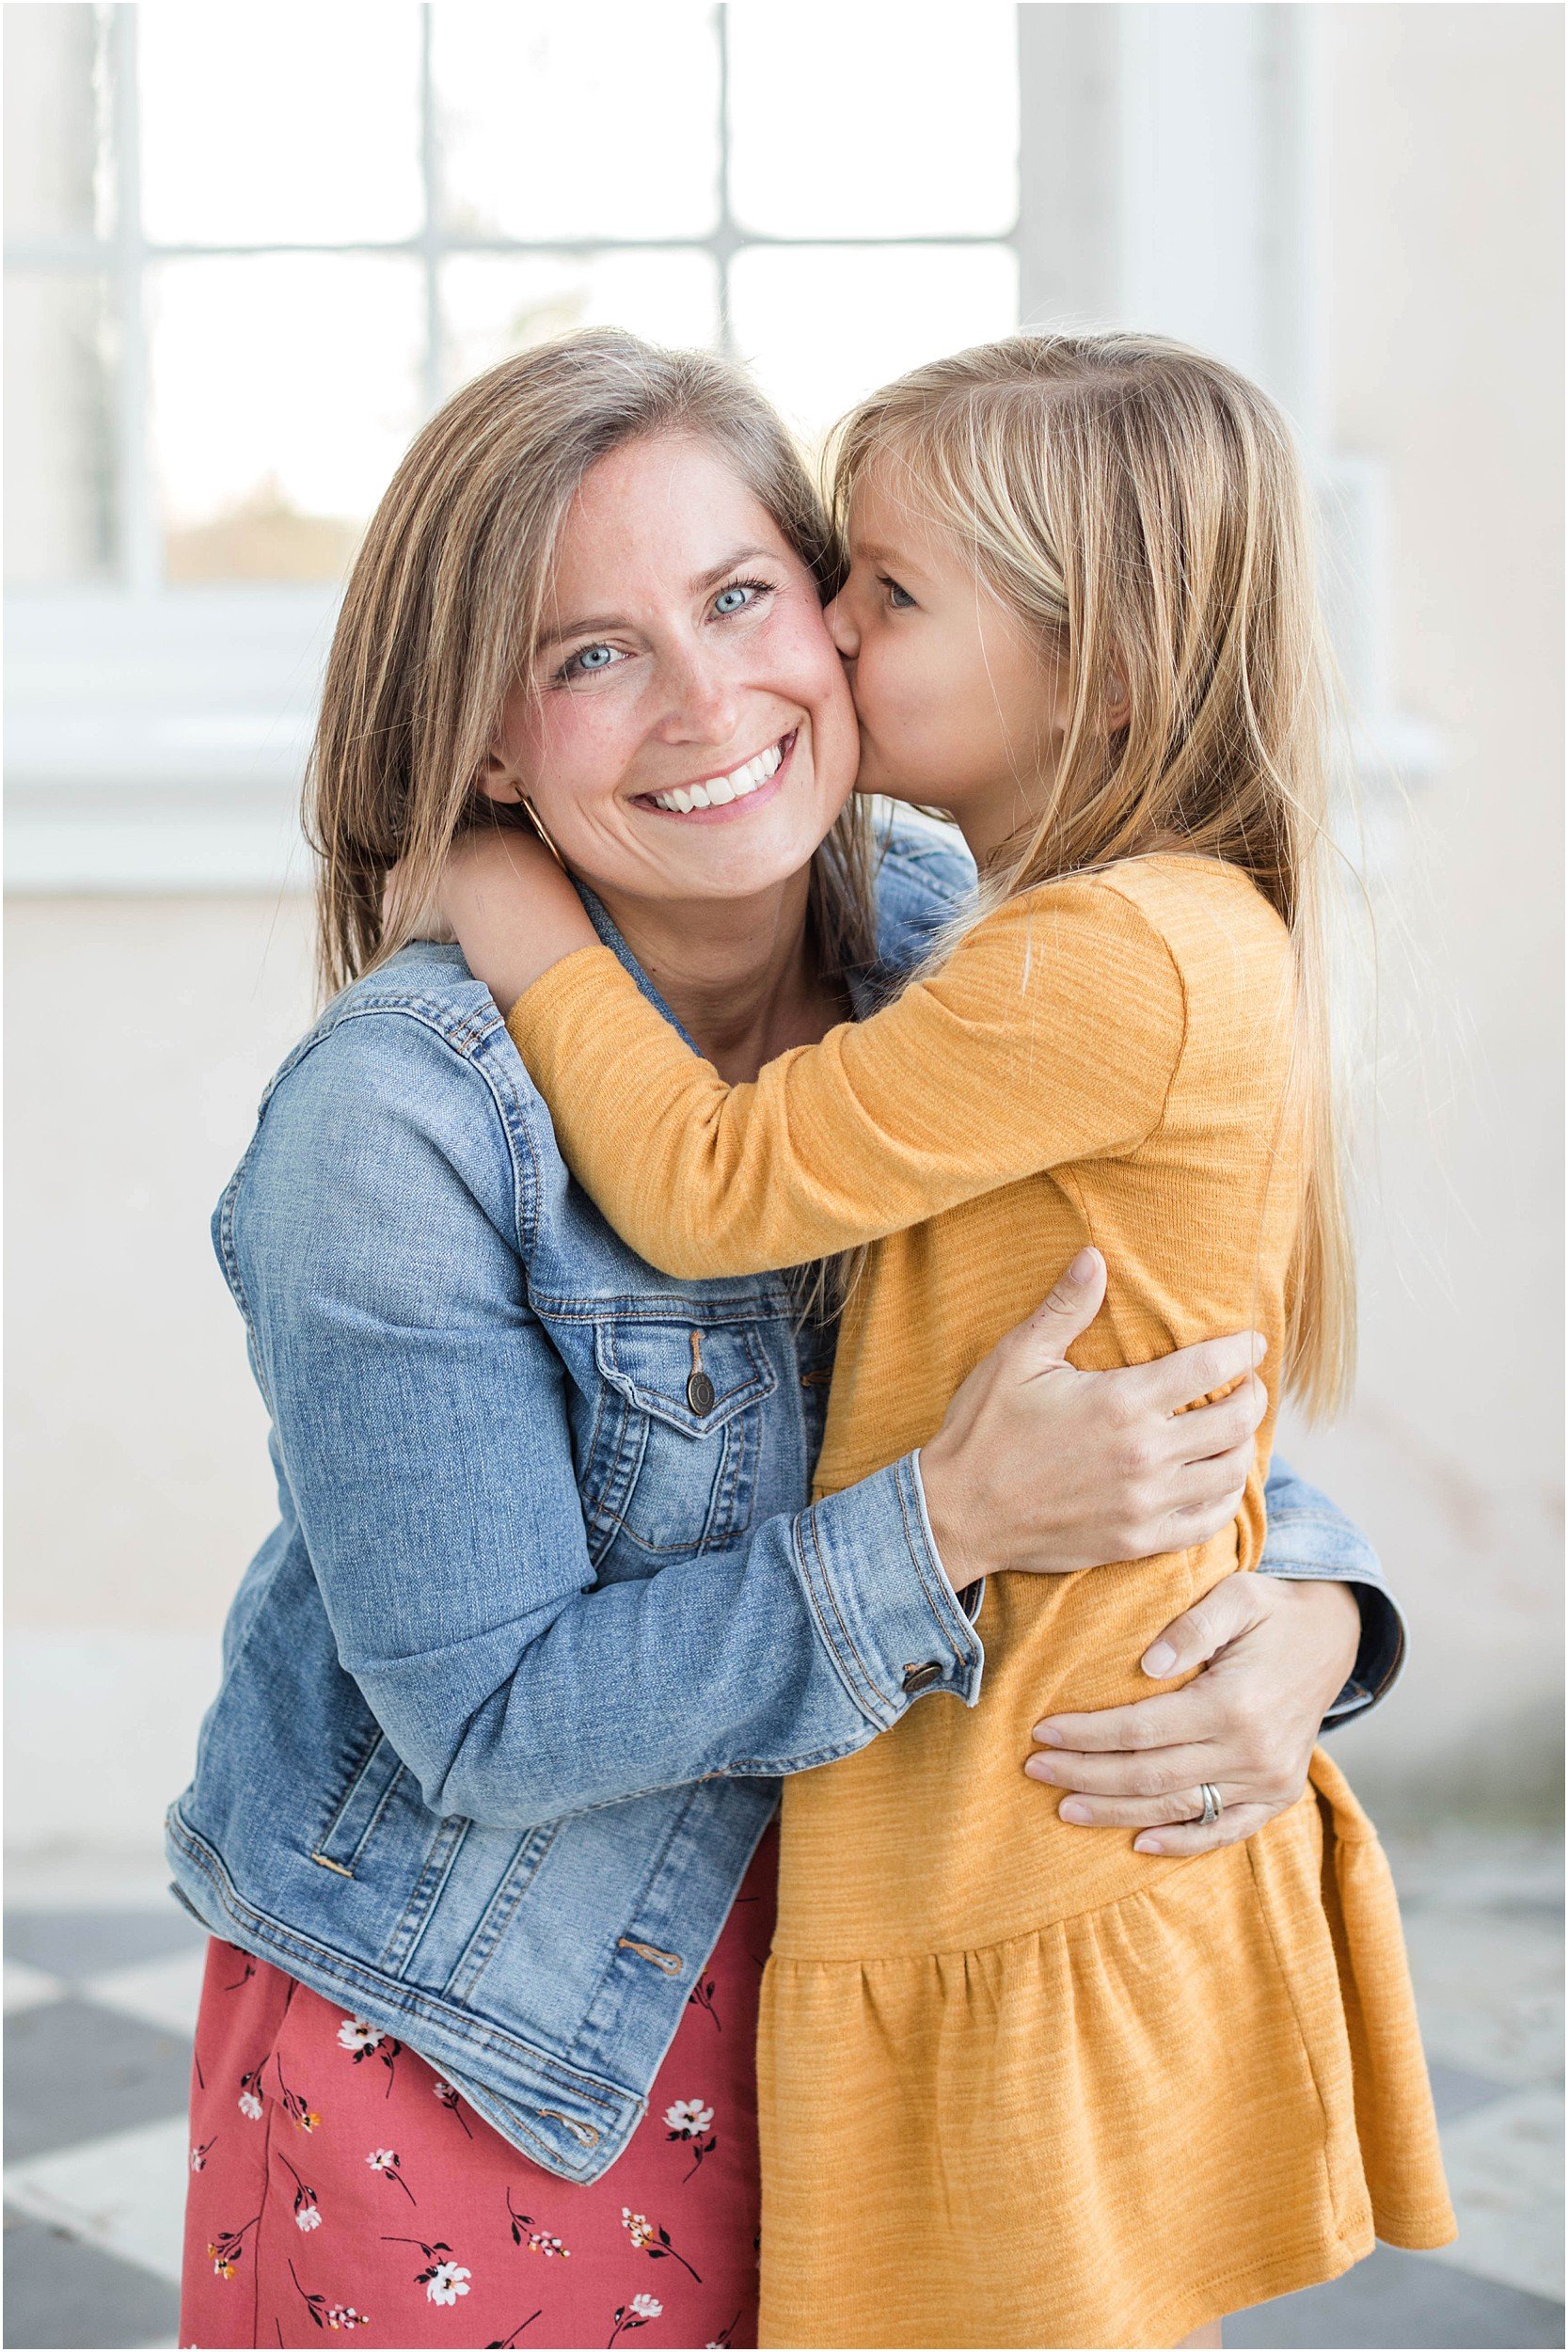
[171,331,1402,2352]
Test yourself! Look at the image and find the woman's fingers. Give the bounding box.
[1132,1329,1266,1419]
[1132,1803,1273,1856]
[1032,1683,1212,1755]
[1049,1787,1237,1830]
[1025,1732,1212,1794]
[1167,1375,1268,1464]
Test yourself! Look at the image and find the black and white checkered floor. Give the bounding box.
[4,1833,1561,2351]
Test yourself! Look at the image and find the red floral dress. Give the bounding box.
[181,1822,777,2350]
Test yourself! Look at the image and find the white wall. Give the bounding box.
[6,5,1560,1851]
[1285,2,1563,1817]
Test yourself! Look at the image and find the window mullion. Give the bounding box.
[714,3,736,357]
[419,0,442,414]
[110,2,158,597]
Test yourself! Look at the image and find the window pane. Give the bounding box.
[727,5,1018,238]
[4,4,114,242]
[148,257,424,583]
[434,4,720,240]
[4,272,118,586]
[729,245,1018,444]
[138,3,421,246]
[442,252,720,391]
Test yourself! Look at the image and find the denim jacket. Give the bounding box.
[166,809,1402,2185]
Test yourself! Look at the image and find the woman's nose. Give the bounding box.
[825,592,859,660]
[660,644,742,744]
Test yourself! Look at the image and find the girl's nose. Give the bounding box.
[825,591,859,660]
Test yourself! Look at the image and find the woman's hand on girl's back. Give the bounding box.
[917,1247,1267,1588]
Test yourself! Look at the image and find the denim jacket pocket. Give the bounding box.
[586,1318,778,1558]
[310,1729,408,1879]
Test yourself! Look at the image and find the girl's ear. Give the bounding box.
[1103,668,1132,732]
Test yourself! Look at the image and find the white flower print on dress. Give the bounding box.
[366,2148,416,2204]
[423,2259,471,2306]
[337,2017,384,2056]
[385,2237,473,2307]
[663,2097,714,2135]
[288,2261,370,2331]
[620,2205,703,2280]
[431,2076,474,2136]
[609,2292,664,2346]
[663,2094,720,2179]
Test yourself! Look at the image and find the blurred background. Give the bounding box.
[4,5,1561,2347]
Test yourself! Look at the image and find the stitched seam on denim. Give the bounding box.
[531,1291,792,1325]
[381,1816,469,1978]
[446,1824,558,2005]
[299,1000,544,1260]
[346,1762,404,1869]
[894,1457,978,1671]
[310,1725,390,1861]
[794,1505,886,1718]
[168,1811,627,2121]
[594,1322,778,1424]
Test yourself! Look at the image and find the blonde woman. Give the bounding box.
[172,331,1406,2349]
[436,334,1456,2349]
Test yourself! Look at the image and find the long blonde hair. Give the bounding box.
[306,327,877,1000]
[831,332,1355,1418]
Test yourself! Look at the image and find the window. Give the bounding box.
[6,4,1414,888]
[5,2,1022,595]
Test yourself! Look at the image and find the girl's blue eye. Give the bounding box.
[880,575,916,611]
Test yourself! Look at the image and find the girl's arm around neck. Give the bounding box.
[505,878,1188,1279]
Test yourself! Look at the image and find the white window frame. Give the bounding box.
[6,2,1432,894]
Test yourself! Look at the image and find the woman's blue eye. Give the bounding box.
[713,583,753,614]
[577,644,615,670]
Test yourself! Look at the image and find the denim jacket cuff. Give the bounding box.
[791,1454,985,1730]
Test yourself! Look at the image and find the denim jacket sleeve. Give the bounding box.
[222,1007,980,1832]
[1259,1458,1405,1721]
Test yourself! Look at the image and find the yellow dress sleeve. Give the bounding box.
[505,877,1187,1279]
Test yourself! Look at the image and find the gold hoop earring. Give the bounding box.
[519,795,567,870]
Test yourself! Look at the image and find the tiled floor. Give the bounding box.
[4,1832,1561,2351]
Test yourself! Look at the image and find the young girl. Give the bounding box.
[435,334,1454,2349]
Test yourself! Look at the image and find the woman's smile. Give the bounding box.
[631,726,799,821]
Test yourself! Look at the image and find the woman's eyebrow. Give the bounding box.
[537,611,624,651]
[689,544,778,592]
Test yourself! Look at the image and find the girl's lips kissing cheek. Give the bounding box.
[630,729,799,823]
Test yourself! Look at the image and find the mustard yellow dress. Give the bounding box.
[508,856,1455,2349]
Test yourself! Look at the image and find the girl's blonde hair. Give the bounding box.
[306,327,877,1001]
[831,332,1354,1418]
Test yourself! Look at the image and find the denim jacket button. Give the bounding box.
[902,1661,942,1693]
[687,1370,716,1415]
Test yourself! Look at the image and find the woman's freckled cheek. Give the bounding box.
[530,696,642,825]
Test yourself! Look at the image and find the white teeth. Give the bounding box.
[648,734,788,814]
